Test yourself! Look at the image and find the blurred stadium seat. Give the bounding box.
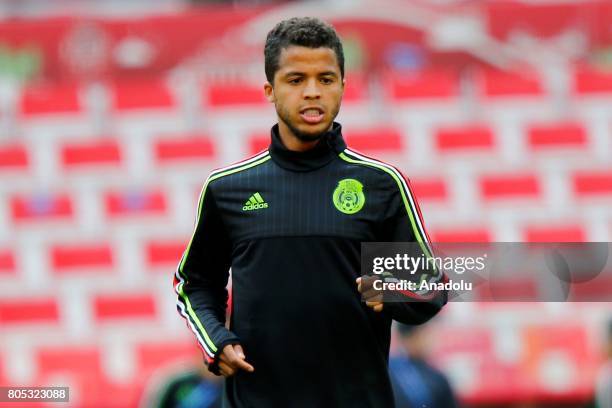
[480,173,541,200]
[50,243,114,273]
[343,127,403,153]
[477,68,544,98]
[10,193,74,223]
[527,122,588,150]
[93,294,157,321]
[0,298,60,325]
[110,79,176,111]
[153,134,216,164]
[524,225,586,242]
[104,189,167,218]
[383,68,459,100]
[573,65,612,95]
[435,124,495,152]
[0,144,29,170]
[61,139,122,169]
[19,82,82,116]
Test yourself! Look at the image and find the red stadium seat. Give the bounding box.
[35,346,106,405]
[433,326,493,355]
[344,128,403,153]
[20,82,81,116]
[342,72,366,102]
[248,133,271,155]
[0,249,15,275]
[0,298,59,325]
[154,135,215,164]
[111,79,175,111]
[93,294,157,321]
[524,225,586,242]
[33,371,104,408]
[486,1,593,40]
[435,124,494,152]
[99,380,144,408]
[36,346,102,378]
[573,65,612,95]
[35,348,142,408]
[479,277,539,301]
[523,326,594,388]
[50,243,113,273]
[478,68,544,98]
[0,143,29,170]
[431,228,492,242]
[10,193,73,223]
[145,240,185,268]
[480,174,540,200]
[527,122,587,149]
[409,178,448,201]
[136,341,199,376]
[384,69,459,100]
[206,81,267,107]
[573,171,612,196]
[570,274,612,301]
[61,139,122,169]
[104,189,167,218]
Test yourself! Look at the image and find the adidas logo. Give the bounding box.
[242,192,268,211]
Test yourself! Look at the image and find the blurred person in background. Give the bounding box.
[593,317,612,408]
[141,361,223,408]
[174,16,446,407]
[390,323,459,408]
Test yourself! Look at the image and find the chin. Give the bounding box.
[302,121,332,134]
[295,131,324,142]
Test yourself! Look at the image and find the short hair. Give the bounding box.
[264,17,345,84]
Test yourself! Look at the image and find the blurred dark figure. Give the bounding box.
[390,323,459,408]
[142,363,222,408]
[593,318,612,408]
[190,0,296,4]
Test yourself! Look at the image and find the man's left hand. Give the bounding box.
[356,276,384,312]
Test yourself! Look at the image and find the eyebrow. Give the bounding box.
[283,71,339,78]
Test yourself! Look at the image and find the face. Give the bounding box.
[264,45,345,143]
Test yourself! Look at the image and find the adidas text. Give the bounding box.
[243,202,268,211]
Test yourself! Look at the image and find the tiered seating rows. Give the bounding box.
[0,294,158,325]
[15,67,612,116]
[0,122,598,170]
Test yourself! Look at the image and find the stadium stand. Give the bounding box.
[0,1,611,406]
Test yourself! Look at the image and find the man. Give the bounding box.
[593,317,612,408]
[389,324,458,408]
[174,17,446,407]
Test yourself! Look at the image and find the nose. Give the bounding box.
[303,78,321,99]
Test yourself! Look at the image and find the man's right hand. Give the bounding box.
[218,344,255,377]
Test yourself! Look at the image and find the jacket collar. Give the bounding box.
[268,121,346,172]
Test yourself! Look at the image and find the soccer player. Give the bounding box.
[174,17,447,407]
[389,324,458,408]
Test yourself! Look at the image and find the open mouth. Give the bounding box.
[299,107,325,124]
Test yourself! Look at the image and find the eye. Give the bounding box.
[288,77,302,85]
[320,77,334,84]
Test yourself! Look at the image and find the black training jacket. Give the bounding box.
[174,122,446,408]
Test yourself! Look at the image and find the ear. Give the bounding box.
[264,81,275,103]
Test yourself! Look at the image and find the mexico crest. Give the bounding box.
[333,179,365,214]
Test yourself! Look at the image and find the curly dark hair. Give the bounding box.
[264,17,345,84]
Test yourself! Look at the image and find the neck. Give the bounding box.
[277,120,330,152]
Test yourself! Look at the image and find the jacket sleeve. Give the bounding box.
[173,178,239,373]
[379,171,447,325]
